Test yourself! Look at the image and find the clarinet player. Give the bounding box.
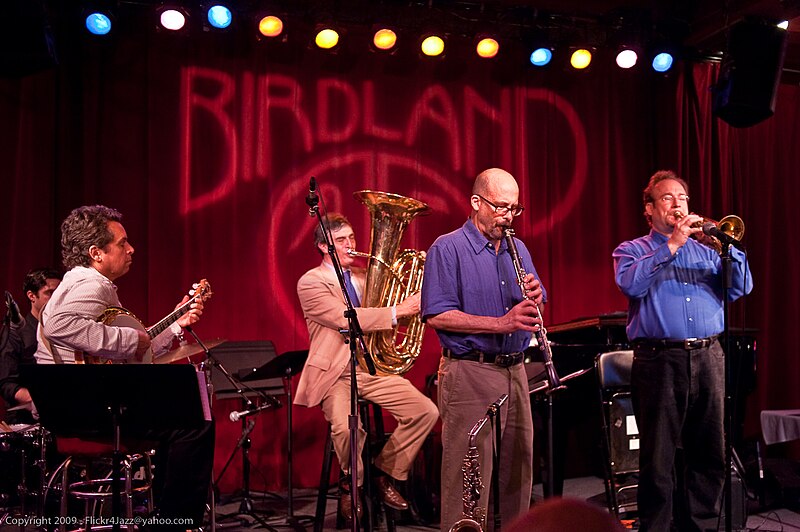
[422,168,546,531]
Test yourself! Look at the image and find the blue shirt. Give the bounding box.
[421,219,547,355]
[613,229,753,341]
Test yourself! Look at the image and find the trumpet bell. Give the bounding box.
[717,214,745,241]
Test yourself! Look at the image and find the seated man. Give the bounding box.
[0,268,61,424]
[36,205,214,530]
[295,212,439,522]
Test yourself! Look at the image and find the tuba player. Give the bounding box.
[295,212,439,523]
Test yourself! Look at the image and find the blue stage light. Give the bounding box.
[207,5,232,29]
[530,48,552,66]
[652,52,674,72]
[85,13,112,35]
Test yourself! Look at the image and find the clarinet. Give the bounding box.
[503,228,565,393]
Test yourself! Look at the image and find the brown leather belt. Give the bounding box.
[633,336,718,350]
[442,348,524,367]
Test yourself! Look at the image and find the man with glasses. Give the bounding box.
[613,170,752,531]
[422,167,546,531]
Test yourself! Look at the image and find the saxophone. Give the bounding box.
[502,228,564,393]
[449,417,489,532]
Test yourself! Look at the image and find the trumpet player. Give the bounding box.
[295,212,438,523]
[422,168,546,531]
[613,170,753,532]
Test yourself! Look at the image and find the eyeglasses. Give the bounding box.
[475,194,525,217]
[655,193,690,204]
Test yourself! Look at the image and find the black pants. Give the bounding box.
[631,342,725,532]
[145,420,215,529]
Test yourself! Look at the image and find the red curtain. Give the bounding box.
[1,26,798,491]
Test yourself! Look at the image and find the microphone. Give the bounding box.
[228,400,280,422]
[702,222,745,251]
[305,176,319,216]
[4,291,24,328]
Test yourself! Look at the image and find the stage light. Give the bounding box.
[651,52,674,72]
[315,27,339,49]
[85,12,112,35]
[258,15,283,38]
[207,5,232,29]
[476,37,499,59]
[160,8,187,31]
[777,20,789,30]
[373,28,397,51]
[530,47,552,66]
[421,35,445,57]
[615,49,638,69]
[570,48,592,69]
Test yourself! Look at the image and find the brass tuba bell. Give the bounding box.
[347,190,429,375]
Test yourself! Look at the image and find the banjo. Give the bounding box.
[83,279,212,364]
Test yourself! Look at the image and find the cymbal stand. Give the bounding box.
[187,327,280,530]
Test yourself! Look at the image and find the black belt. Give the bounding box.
[633,336,718,350]
[442,348,524,368]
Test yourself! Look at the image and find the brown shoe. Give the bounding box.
[375,475,408,511]
[338,484,363,522]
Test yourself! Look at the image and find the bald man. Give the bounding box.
[422,168,547,531]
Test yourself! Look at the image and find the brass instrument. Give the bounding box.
[448,417,488,532]
[449,394,508,532]
[347,190,429,375]
[503,228,564,393]
[672,210,745,252]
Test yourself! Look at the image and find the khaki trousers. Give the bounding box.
[438,357,533,532]
[320,367,439,484]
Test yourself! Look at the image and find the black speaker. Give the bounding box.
[712,18,788,128]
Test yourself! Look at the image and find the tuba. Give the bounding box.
[347,190,429,375]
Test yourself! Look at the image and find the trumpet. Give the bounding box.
[671,210,745,252]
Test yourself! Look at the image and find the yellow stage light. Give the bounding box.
[258,15,283,38]
[421,35,445,57]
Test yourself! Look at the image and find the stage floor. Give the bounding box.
[210,475,800,531]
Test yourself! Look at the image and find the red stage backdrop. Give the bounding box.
[1,23,799,492]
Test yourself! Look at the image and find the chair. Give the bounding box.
[45,438,154,532]
[314,398,396,532]
[595,350,638,518]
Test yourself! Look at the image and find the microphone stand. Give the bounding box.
[488,395,508,532]
[189,328,280,531]
[720,245,734,532]
[308,185,375,532]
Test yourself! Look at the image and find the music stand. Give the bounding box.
[242,349,309,529]
[208,341,282,529]
[20,364,207,532]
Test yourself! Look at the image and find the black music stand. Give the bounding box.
[209,341,282,529]
[20,364,207,532]
[242,349,310,530]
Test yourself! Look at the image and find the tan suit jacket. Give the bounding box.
[294,263,393,407]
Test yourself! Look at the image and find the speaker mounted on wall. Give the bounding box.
[712,18,788,128]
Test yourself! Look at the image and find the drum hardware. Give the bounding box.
[153,338,227,364]
[0,425,50,517]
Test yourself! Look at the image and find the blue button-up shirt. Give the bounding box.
[613,229,753,341]
[421,219,547,355]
